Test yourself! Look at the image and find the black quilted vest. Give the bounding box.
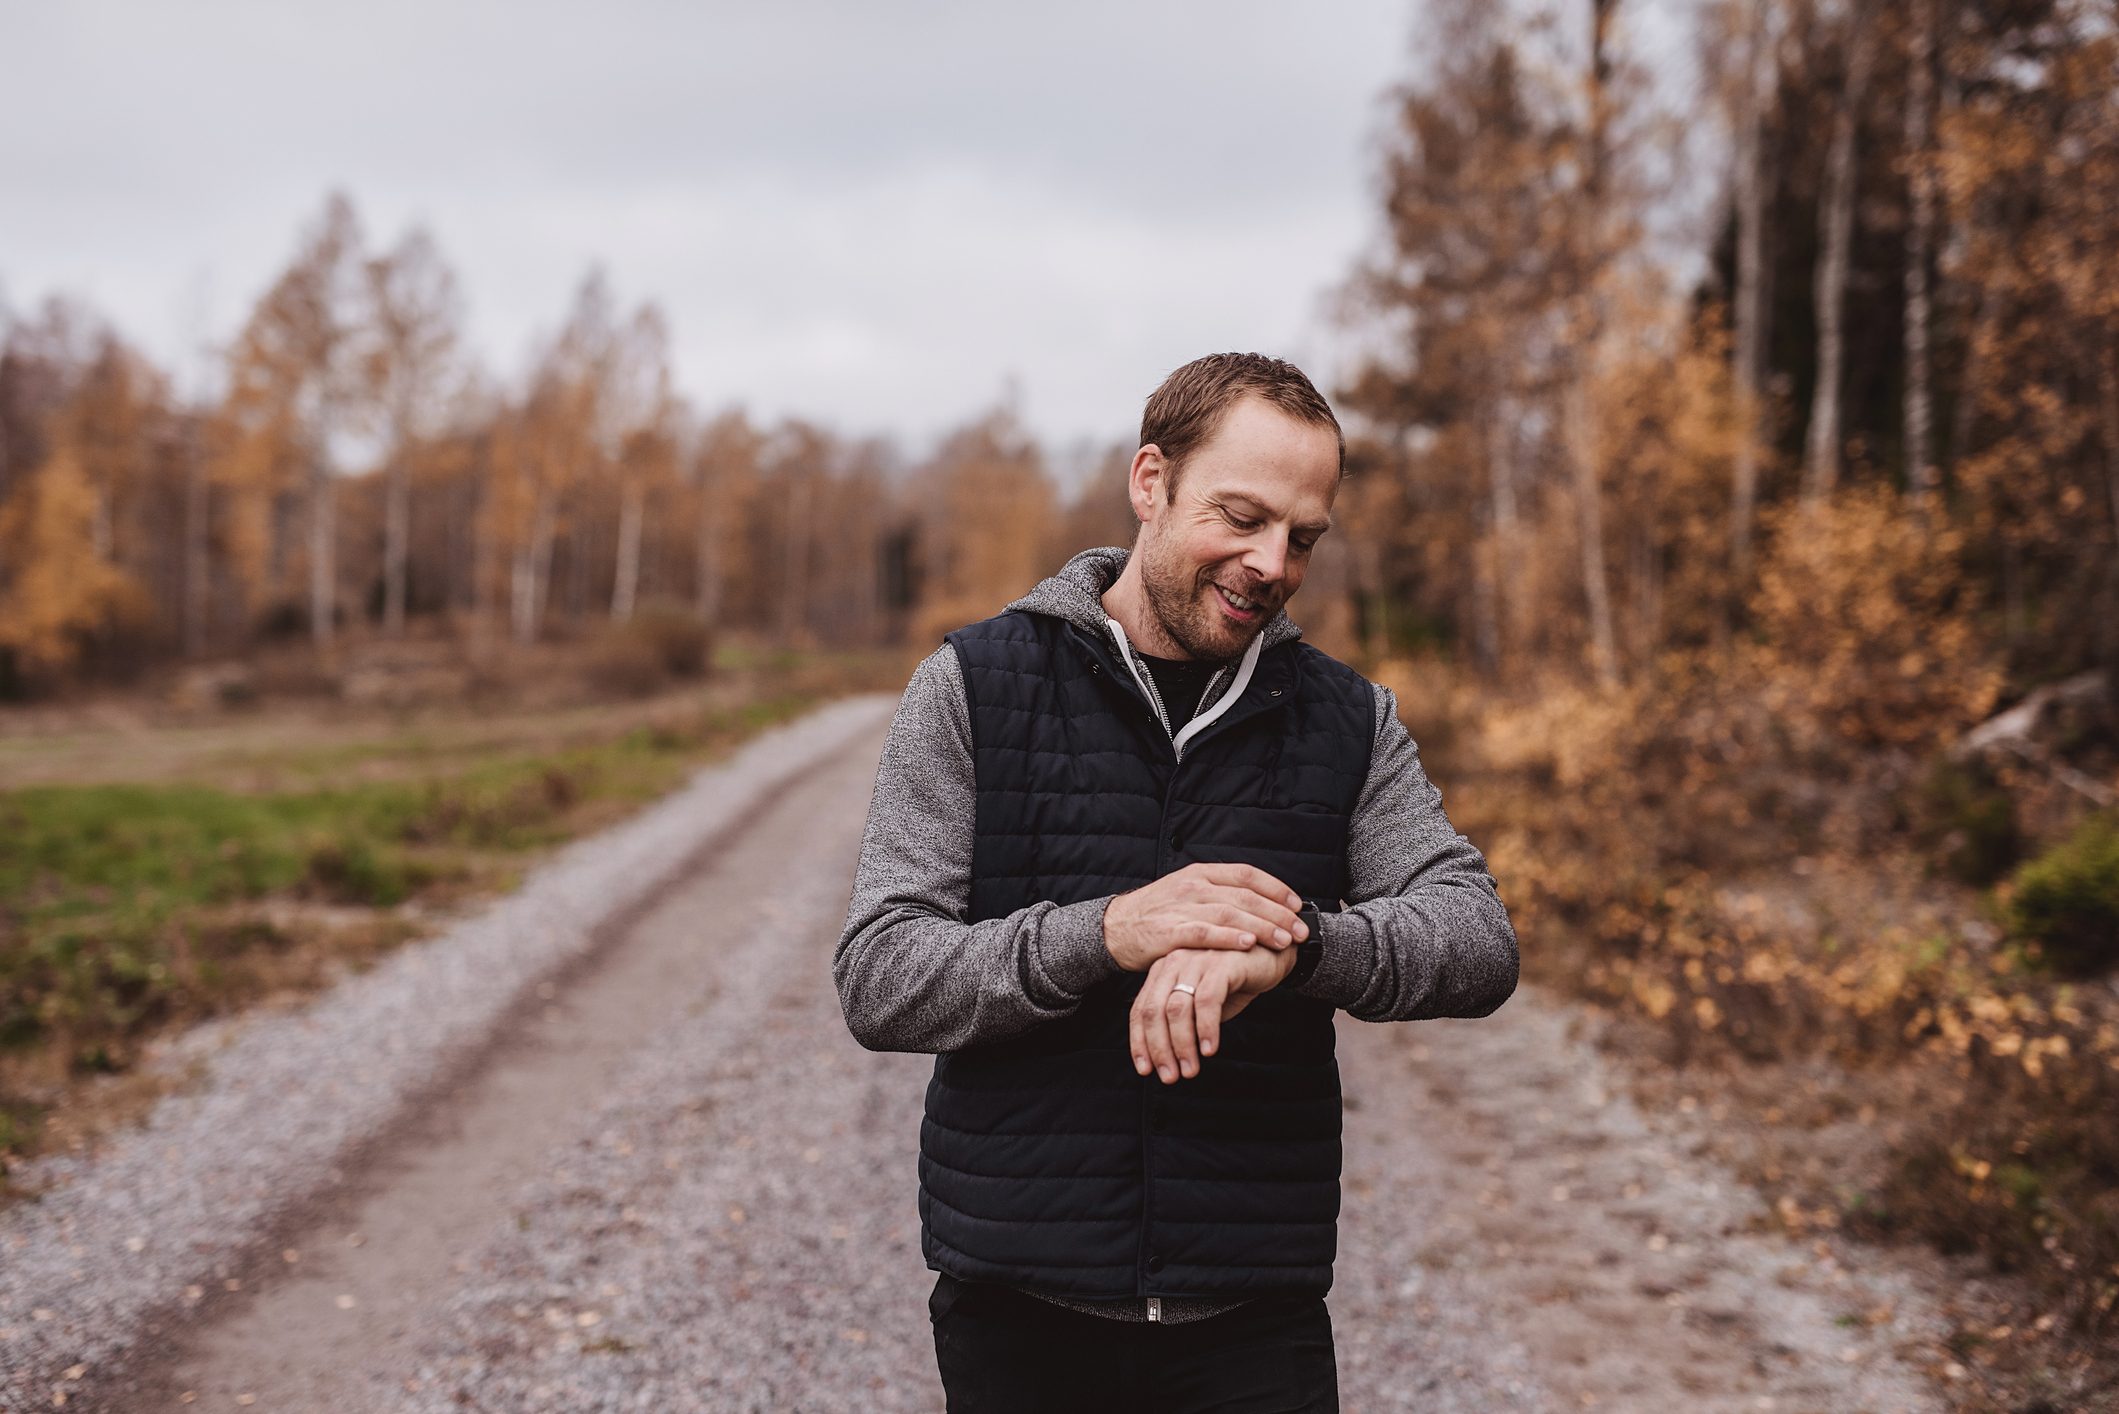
[920,608,1375,1298]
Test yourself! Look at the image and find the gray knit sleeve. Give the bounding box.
[1291,683,1520,1021]
[833,644,1121,1052]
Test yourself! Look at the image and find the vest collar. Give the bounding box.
[1103,616,1265,758]
[1069,618,1300,761]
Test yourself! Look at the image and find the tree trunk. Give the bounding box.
[694,491,724,624]
[1471,520,1501,678]
[611,479,643,622]
[1569,379,1621,686]
[1949,281,1998,471]
[183,417,210,658]
[2100,346,2119,554]
[1629,510,1662,662]
[308,449,335,652]
[1730,0,1771,578]
[511,491,556,645]
[1572,0,1622,688]
[383,451,410,635]
[1484,398,1520,673]
[1903,0,1940,519]
[510,540,536,646]
[468,476,494,642]
[1802,0,1879,502]
[563,511,591,620]
[91,488,113,564]
[777,471,812,644]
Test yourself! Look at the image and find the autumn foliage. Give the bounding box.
[1323,0,2119,1364]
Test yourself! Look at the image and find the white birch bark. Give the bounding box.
[1802,0,1880,502]
[1731,0,1772,576]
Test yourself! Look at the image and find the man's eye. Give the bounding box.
[1293,538,1317,554]
[1226,513,1259,531]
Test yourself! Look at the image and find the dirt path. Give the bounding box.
[74,709,1957,1412]
[110,726,894,1410]
[1334,998,1954,1412]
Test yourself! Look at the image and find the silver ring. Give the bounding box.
[1172,982,1196,996]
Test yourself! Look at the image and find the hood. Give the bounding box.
[1005,546,1305,657]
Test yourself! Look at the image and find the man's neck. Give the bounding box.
[1100,557,1193,660]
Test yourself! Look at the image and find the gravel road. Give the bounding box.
[2,696,1958,1412]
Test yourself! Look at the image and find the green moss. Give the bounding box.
[2009,811,2119,977]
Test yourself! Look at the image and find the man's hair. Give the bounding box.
[1139,352,1345,492]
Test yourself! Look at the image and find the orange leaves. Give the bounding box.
[1747,486,2004,753]
[0,442,149,673]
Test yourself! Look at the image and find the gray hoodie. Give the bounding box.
[834,544,1519,1051]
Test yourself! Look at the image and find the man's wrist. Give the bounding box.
[1283,902,1326,990]
[1038,896,1123,1000]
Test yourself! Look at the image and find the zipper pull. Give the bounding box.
[1146,1297,1162,1323]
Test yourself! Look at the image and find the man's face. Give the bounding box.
[1129,396,1341,661]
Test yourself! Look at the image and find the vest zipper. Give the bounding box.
[1147,1297,1162,1323]
[1110,639,1229,763]
[1136,655,1177,741]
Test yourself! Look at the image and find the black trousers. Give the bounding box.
[928,1273,1339,1413]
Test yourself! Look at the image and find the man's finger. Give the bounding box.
[1164,983,1201,1079]
[1199,862,1303,911]
[1181,922,1269,951]
[1206,889,1303,945]
[1140,985,1178,1083]
[1194,976,1228,1059]
[1129,993,1150,1077]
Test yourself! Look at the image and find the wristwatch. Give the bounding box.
[1285,901,1326,989]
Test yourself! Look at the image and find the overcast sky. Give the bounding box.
[3,0,1437,456]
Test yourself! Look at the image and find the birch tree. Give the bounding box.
[1801,0,1880,502]
[1724,0,1775,579]
[221,193,369,650]
[363,227,463,636]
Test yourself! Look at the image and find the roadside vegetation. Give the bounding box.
[0,628,903,1172]
[1383,631,2118,1407]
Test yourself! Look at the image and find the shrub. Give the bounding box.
[1910,757,2023,885]
[627,604,714,679]
[585,633,667,698]
[2009,812,2119,976]
[586,606,715,698]
[1747,488,2004,752]
[302,838,411,907]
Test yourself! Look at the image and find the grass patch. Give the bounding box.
[0,686,835,1167]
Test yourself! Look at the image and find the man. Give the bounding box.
[834,353,1518,1412]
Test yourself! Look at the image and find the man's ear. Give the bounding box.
[1128,445,1167,525]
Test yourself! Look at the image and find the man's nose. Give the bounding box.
[1242,529,1290,584]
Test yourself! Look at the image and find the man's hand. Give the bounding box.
[1129,943,1298,1084]
[1102,863,1309,973]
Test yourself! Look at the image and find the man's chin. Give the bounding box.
[1178,615,1262,662]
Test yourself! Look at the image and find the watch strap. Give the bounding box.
[1285,901,1327,989]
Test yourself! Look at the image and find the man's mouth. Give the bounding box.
[1212,583,1266,621]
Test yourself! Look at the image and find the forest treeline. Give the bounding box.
[0,193,1141,687]
[1,0,2111,703]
